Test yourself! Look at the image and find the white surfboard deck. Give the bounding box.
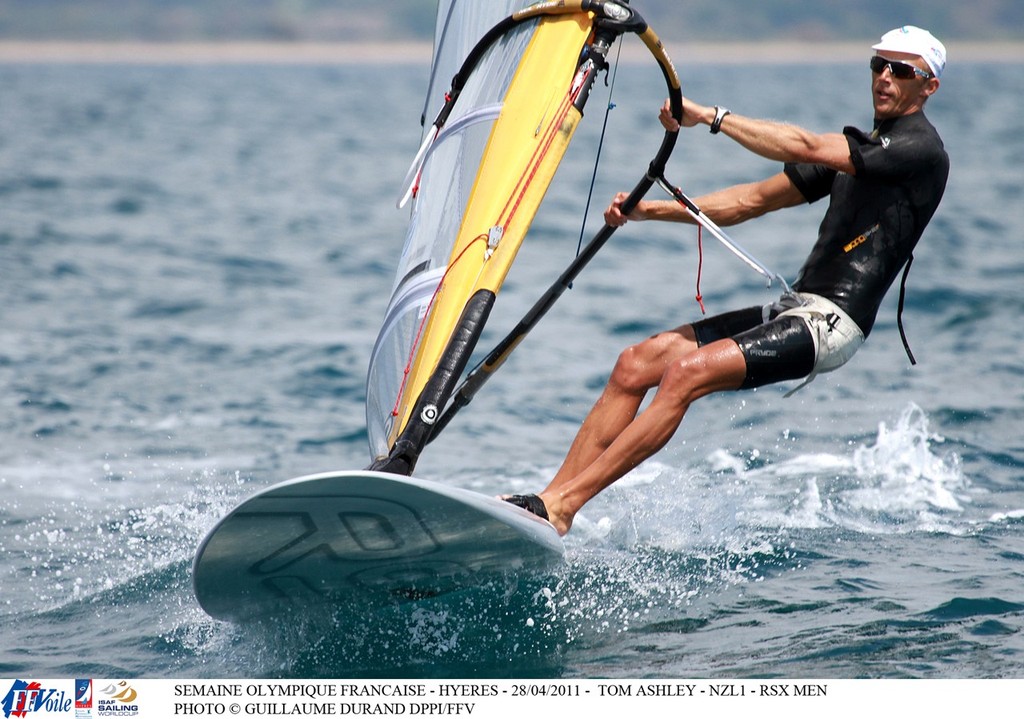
[193,470,563,622]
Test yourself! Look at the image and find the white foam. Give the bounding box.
[563,403,970,550]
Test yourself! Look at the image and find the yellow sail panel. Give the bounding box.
[389,13,592,444]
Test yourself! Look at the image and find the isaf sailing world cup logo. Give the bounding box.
[1,680,72,718]
[97,681,139,718]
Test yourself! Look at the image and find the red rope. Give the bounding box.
[391,69,589,418]
[695,225,706,314]
[391,235,488,417]
[498,65,587,233]
[672,186,706,315]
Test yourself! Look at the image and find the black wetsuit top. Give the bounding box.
[785,111,949,337]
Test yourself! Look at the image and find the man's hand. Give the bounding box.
[604,192,647,226]
[660,96,714,131]
[658,98,681,132]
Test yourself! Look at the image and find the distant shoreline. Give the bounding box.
[2,40,1023,64]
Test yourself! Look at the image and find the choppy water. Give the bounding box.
[1,54,1022,679]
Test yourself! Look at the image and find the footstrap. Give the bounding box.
[502,494,549,521]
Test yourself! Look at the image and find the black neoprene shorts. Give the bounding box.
[691,305,816,389]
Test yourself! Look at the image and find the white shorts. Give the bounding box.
[774,293,864,395]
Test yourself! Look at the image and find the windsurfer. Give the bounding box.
[504,26,949,536]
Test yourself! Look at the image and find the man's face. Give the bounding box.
[871,51,939,119]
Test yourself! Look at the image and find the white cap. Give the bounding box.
[872,26,946,78]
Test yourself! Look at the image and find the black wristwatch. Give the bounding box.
[710,105,731,134]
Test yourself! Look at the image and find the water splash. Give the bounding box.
[500,403,973,644]
[183,575,572,678]
[0,464,253,616]
[844,403,967,526]
[699,403,969,534]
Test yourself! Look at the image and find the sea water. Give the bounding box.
[1,56,1022,679]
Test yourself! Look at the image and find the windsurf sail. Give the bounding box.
[366,1,684,475]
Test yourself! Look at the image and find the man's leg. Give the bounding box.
[539,335,747,535]
[547,325,699,488]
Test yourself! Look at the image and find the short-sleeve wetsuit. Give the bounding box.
[692,110,949,389]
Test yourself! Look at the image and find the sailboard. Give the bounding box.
[193,470,562,622]
[194,0,688,621]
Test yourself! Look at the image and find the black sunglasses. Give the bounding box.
[870,55,932,80]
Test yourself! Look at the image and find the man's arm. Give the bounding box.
[664,98,856,175]
[605,171,806,228]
